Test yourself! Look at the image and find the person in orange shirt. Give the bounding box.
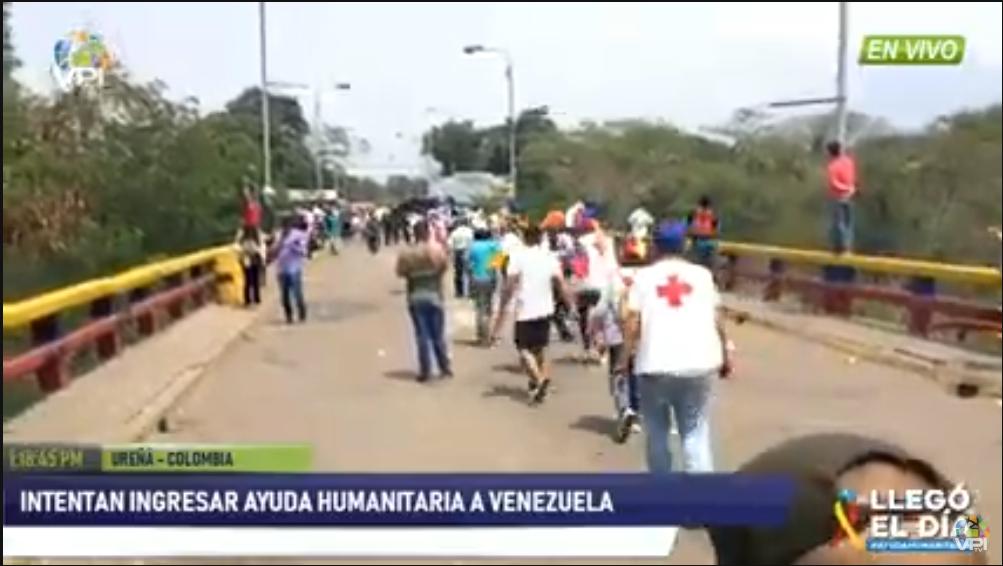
[826,141,858,254]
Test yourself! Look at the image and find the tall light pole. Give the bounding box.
[746,3,850,146]
[258,2,272,192]
[463,44,516,197]
[313,82,351,192]
[834,0,849,146]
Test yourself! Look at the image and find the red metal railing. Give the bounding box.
[3,247,240,393]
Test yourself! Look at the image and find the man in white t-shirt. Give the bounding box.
[618,221,733,474]
[447,222,475,298]
[628,207,654,239]
[572,221,619,361]
[493,225,574,405]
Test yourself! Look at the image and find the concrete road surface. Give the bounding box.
[149,244,1002,565]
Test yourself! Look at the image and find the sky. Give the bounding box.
[10,2,1003,177]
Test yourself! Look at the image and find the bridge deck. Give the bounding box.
[145,246,1000,564]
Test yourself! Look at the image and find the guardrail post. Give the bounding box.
[822,264,856,317]
[764,258,786,302]
[89,296,120,361]
[721,254,738,292]
[906,276,936,337]
[129,287,156,337]
[190,265,206,307]
[30,315,67,392]
[164,273,185,321]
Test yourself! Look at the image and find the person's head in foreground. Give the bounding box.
[699,195,713,210]
[413,220,430,243]
[523,225,543,247]
[826,140,843,159]
[653,221,689,258]
[708,433,986,565]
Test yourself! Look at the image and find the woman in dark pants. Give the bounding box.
[235,225,265,306]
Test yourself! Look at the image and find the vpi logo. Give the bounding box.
[51,29,113,91]
[953,514,990,553]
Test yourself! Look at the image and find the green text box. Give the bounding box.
[101,444,312,473]
[859,35,965,65]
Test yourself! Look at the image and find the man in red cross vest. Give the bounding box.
[618,220,733,474]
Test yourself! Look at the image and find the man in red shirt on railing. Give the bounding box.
[242,186,262,230]
[825,141,857,255]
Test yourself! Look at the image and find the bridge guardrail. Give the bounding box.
[3,245,244,393]
[611,232,1000,340]
[713,241,1001,340]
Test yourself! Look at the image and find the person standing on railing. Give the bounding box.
[825,141,858,254]
[235,225,266,307]
[242,186,262,230]
[272,215,309,324]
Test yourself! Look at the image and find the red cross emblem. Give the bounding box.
[656,275,692,308]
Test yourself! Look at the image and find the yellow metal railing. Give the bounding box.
[718,242,1001,287]
[3,245,244,331]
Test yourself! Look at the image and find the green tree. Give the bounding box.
[224,87,314,189]
[422,120,482,175]
[2,1,17,82]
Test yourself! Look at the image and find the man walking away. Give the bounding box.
[395,221,452,383]
[572,220,619,363]
[493,225,575,405]
[466,229,502,345]
[324,207,342,255]
[619,221,733,473]
[825,141,858,254]
[599,267,642,443]
[235,225,265,307]
[547,228,576,342]
[687,195,720,271]
[272,216,309,324]
[448,221,475,298]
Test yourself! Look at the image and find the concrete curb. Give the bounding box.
[723,305,1002,399]
[132,269,290,441]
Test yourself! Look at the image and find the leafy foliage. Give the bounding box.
[2,6,395,299]
[427,104,1001,265]
[422,106,557,176]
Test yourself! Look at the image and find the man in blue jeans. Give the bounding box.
[273,215,309,324]
[395,220,452,383]
[618,221,733,473]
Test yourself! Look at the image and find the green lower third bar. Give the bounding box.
[100,444,312,473]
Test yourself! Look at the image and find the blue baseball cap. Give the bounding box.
[653,220,688,253]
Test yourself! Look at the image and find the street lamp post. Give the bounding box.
[258,2,272,193]
[463,44,516,197]
[740,3,850,146]
[834,0,849,146]
[313,82,351,192]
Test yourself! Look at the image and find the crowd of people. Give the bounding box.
[388,195,730,470]
[232,179,990,565]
